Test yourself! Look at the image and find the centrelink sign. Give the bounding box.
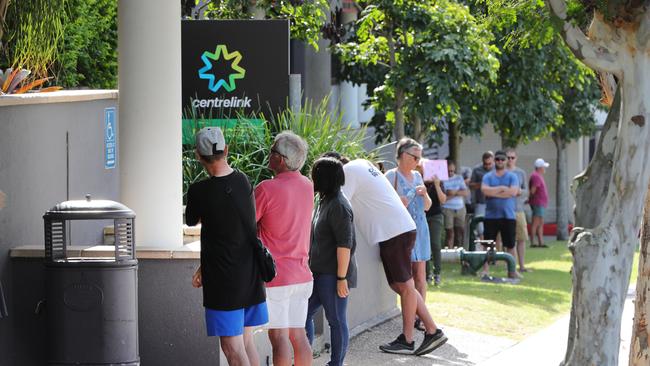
[181,20,289,142]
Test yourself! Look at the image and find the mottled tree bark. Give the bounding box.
[387,30,405,140]
[630,186,650,366]
[553,133,569,240]
[448,120,460,164]
[413,114,423,142]
[546,2,650,365]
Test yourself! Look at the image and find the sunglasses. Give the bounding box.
[495,157,506,161]
[270,147,287,159]
[405,152,421,162]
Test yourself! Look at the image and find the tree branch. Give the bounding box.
[546,0,623,75]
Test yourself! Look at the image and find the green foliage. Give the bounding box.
[270,97,376,178]
[0,0,118,89]
[189,0,329,50]
[55,0,117,89]
[334,0,499,142]
[552,45,600,143]
[463,1,600,147]
[0,0,65,80]
[182,97,375,204]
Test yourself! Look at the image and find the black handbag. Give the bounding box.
[251,237,277,282]
[227,183,276,282]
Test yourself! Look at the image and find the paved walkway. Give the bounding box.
[314,287,636,365]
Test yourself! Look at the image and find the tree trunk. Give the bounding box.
[413,114,423,142]
[561,61,650,366]
[386,28,405,140]
[573,87,620,228]
[545,3,650,364]
[448,120,460,164]
[564,85,620,365]
[629,185,650,365]
[553,132,570,240]
[394,89,405,140]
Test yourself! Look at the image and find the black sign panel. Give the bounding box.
[181,20,289,142]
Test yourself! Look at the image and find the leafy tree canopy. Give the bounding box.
[333,0,499,143]
[182,0,329,50]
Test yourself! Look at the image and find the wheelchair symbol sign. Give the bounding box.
[104,107,117,169]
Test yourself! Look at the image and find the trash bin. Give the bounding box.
[43,195,139,366]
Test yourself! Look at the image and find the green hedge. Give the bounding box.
[0,0,118,89]
[56,0,118,89]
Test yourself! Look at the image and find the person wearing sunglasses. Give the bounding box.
[480,150,522,279]
[255,131,314,366]
[385,138,434,333]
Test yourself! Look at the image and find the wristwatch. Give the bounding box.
[337,276,347,281]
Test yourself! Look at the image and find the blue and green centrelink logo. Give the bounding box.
[198,45,246,93]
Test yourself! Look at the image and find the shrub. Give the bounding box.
[182,98,376,204]
[0,0,65,80]
[55,0,117,89]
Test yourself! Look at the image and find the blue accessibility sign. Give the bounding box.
[104,107,117,169]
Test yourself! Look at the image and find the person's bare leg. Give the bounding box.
[243,327,259,366]
[412,261,427,301]
[288,328,312,366]
[530,217,538,246]
[454,226,464,249]
[221,335,251,366]
[537,217,545,246]
[531,216,543,246]
[412,289,437,334]
[389,279,418,342]
[268,328,292,366]
[516,239,526,271]
[495,232,503,252]
[445,228,454,249]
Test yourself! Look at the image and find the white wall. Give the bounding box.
[456,124,588,224]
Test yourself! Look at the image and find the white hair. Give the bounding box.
[274,131,308,171]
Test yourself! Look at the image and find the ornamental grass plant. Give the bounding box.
[182,97,376,204]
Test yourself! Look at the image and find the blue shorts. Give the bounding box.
[205,301,268,337]
[531,205,545,217]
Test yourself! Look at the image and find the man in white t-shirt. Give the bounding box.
[327,155,447,356]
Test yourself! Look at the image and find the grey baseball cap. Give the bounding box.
[195,127,225,156]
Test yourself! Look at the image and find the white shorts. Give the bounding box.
[265,281,313,329]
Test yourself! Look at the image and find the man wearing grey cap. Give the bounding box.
[185,127,268,365]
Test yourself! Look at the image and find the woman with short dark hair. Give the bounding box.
[305,157,357,366]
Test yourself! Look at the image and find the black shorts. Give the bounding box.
[379,230,417,284]
[484,219,516,249]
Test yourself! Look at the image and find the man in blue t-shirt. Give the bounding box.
[481,150,521,279]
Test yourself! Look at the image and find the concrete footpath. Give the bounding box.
[314,287,636,366]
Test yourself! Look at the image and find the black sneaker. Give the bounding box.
[379,334,414,354]
[414,329,448,356]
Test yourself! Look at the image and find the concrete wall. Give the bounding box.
[8,245,396,366]
[0,92,397,366]
[0,92,120,364]
[8,256,219,365]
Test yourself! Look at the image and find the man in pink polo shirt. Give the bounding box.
[256,131,314,366]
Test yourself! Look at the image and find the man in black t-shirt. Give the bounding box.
[185,127,268,365]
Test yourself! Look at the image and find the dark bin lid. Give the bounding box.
[44,195,135,220]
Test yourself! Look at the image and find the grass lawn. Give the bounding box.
[426,240,640,341]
